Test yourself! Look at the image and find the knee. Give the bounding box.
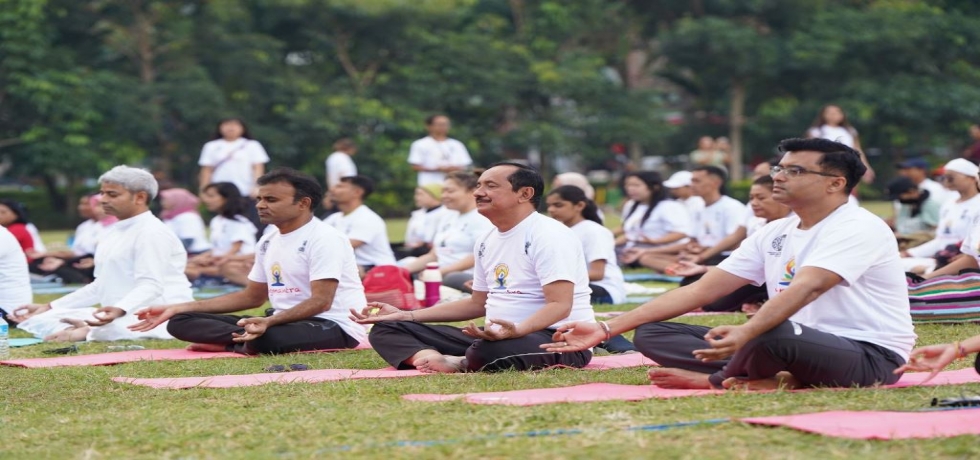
[463,339,510,371]
[632,321,673,347]
[741,321,795,353]
[367,321,403,344]
[165,313,195,336]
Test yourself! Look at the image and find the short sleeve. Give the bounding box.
[347,213,381,243]
[532,225,585,286]
[582,225,616,264]
[724,202,748,235]
[198,142,216,166]
[660,201,692,235]
[227,220,255,246]
[716,229,766,285]
[807,127,821,138]
[800,220,886,285]
[471,233,491,292]
[248,238,269,283]
[408,140,425,166]
[307,232,345,282]
[248,140,270,164]
[454,140,472,166]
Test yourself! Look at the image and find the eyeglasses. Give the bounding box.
[941,175,957,183]
[770,165,841,179]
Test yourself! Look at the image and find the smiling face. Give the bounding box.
[99,182,148,220]
[441,178,474,212]
[474,165,530,220]
[255,181,309,225]
[545,194,584,227]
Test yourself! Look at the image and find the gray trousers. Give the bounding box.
[442,271,473,293]
[634,321,905,388]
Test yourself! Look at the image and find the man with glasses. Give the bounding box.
[900,158,980,274]
[542,138,916,391]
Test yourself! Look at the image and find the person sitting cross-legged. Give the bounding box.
[128,168,367,354]
[542,138,916,390]
[352,162,595,373]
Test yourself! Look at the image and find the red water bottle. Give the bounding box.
[420,263,442,307]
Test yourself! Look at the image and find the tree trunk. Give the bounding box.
[728,79,746,182]
[40,173,67,220]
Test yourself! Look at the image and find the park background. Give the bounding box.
[2,0,980,229]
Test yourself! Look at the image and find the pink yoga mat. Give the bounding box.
[402,368,980,405]
[593,311,730,319]
[112,354,657,389]
[741,409,980,440]
[1,342,373,368]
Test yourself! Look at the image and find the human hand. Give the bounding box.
[38,257,66,272]
[619,248,642,264]
[349,302,411,324]
[232,317,269,342]
[893,344,960,383]
[73,258,95,269]
[462,319,523,341]
[540,321,606,352]
[85,307,126,327]
[9,303,52,322]
[694,325,752,361]
[129,305,180,332]
[668,260,708,277]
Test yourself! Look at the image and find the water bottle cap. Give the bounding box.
[425,263,439,270]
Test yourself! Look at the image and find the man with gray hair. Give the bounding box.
[10,165,193,341]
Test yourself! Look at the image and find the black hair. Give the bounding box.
[212,118,252,140]
[445,170,478,190]
[256,167,323,208]
[777,137,867,194]
[548,185,603,225]
[340,175,376,200]
[489,161,545,207]
[809,104,857,131]
[752,175,775,189]
[425,114,447,126]
[332,138,356,151]
[0,199,29,225]
[204,182,249,219]
[623,171,667,227]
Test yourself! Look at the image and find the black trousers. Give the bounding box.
[167,312,358,355]
[634,320,905,388]
[29,256,95,284]
[368,321,592,372]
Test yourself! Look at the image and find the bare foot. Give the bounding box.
[741,302,763,315]
[647,367,713,389]
[722,371,802,391]
[186,343,228,352]
[44,326,90,342]
[415,355,466,374]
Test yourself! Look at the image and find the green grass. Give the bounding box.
[10,201,971,459]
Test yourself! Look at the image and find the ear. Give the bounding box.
[518,186,535,203]
[827,176,848,195]
[298,196,313,210]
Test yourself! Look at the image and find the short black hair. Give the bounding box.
[256,167,323,208]
[445,170,478,190]
[692,165,728,184]
[425,114,447,126]
[489,161,544,207]
[777,137,867,193]
[752,175,775,189]
[203,182,249,219]
[212,117,251,140]
[340,175,375,200]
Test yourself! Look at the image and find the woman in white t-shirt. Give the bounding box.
[198,118,270,199]
[615,171,692,267]
[160,188,211,255]
[397,183,454,259]
[185,182,257,285]
[402,171,492,292]
[807,104,875,187]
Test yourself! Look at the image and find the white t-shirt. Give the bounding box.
[472,212,594,328]
[209,215,257,256]
[959,219,980,263]
[621,200,692,247]
[718,204,916,360]
[404,206,456,247]
[696,195,748,248]
[325,152,357,189]
[323,205,396,267]
[571,220,626,304]
[809,125,857,149]
[433,209,493,272]
[407,136,472,186]
[680,196,705,227]
[198,138,270,196]
[26,223,46,253]
[165,213,211,254]
[249,219,368,344]
[72,219,112,256]
[0,226,32,312]
[906,194,980,258]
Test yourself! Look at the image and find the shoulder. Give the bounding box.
[202,139,222,149]
[653,200,685,213]
[357,205,385,223]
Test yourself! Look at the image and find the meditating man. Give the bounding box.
[543,138,916,390]
[352,162,595,373]
[323,175,396,274]
[129,168,368,354]
[9,166,191,341]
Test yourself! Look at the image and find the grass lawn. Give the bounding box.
[11,201,980,459]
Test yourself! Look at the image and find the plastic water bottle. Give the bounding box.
[0,317,9,359]
[420,263,442,307]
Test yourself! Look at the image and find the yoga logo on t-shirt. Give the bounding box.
[271,263,286,286]
[493,263,509,289]
[768,234,786,257]
[778,258,796,289]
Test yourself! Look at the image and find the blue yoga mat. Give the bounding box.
[623,273,683,283]
[32,286,81,296]
[10,338,43,348]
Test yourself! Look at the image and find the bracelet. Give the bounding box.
[598,321,612,342]
[955,341,968,359]
[410,311,417,322]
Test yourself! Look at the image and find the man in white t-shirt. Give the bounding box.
[636,166,747,272]
[352,162,594,373]
[407,114,473,186]
[325,138,358,190]
[664,170,705,224]
[543,138,915,391]
[10,166,190,342]
[128,168,368,353]
[323,175,396,273]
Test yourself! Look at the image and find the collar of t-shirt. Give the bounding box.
[113,210,154,231]
[495,211,537,239]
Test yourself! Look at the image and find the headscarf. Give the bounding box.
[553,173,595,200]
[88,194,119,226]
[159,188,200,220]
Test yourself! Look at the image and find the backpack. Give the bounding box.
[362,265,421,310]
